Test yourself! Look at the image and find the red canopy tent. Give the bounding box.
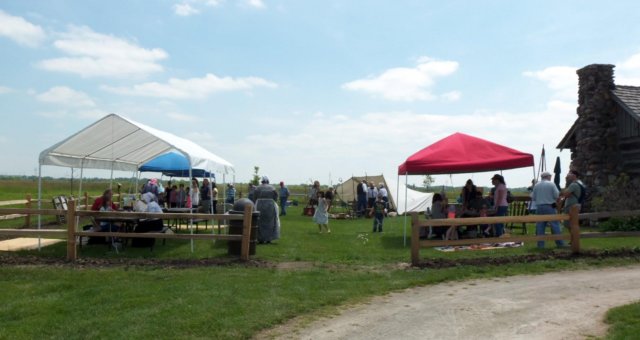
[396,132,534,246]
[398,132,534,175]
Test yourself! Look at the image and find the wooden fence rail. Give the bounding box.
[0,191,123,227]
[409,205,640,266]
[0,199,254,261]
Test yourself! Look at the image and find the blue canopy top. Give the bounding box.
[139,152,214,178]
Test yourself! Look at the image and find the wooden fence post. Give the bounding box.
[66,199,77,261]
[569,205,580,254]
[240,202,253,261]
[411,212,420,266]
[24,194,31,227]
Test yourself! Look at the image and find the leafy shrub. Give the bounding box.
[599,217,640,232]
[591,173,640,212]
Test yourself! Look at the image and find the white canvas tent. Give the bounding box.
[36,113,235,250]
[334,175,433,215]
[39,113,233,174]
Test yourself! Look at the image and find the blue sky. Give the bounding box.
[1,0,640,189]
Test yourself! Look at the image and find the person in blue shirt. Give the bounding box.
[532,171,563,248]
[279,181,290,216]
[226,183,236,204]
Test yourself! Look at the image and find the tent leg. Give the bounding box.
[37,165,42,251]
[403,172,408,247]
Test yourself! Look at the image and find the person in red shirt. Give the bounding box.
[91,189,118,211]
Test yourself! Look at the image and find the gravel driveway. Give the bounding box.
[262,265,640,340]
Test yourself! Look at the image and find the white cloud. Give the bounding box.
[342,57,459,101]
[174,0,256,16]
[101,73,277,99]
[173,3,200,16]
[167,112,197,121]
[441,91,461,102]
[36,86,96,107]
[38,25,167,78]
[523,66,577,100]
[37,108,107,120]
[0,10,46,47]
[245,0,266,9]
[0,86,12,94]
[172,0,265,16]
[616,52,640,85]
[222,97,576,187]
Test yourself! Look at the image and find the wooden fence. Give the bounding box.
[0,199,254,261]
[411,205,640,266]
[0,191,131,227]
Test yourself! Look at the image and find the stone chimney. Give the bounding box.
[573,64,618,209]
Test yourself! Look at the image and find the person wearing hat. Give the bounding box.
[278,181,290,216]
[141,178,159,198]
[532,171,564,248]
[490,174,509,236]
[226,183,236,204]
[254,175,280,243]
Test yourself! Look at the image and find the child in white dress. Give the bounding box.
[313,191,330,233]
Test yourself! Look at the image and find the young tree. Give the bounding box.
[251,166,260,186]
[422,175,435,190]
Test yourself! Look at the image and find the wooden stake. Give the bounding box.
[411,212,420,266]
[570,205,581,254]
[240,203,253,261]
[66,199,77,261]
[25,194,31,227]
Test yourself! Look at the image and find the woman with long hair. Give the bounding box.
[491,174,509,236]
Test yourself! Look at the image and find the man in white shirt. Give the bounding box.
[532,171,564,248]
[367,182,378,209]
[378,183,388,205]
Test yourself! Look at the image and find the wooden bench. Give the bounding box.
[507,197,530,234]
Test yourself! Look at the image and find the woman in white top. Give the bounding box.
[191,178,200,208]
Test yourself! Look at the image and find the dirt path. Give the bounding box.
[261,265,640,340]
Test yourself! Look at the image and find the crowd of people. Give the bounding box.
[423,169,586,248]
[86,169,586,249]
[306,179,390,233]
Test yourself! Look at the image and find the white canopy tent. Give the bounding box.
[37,113,235,250]
[39,113,233,174]
[334,175,433,215]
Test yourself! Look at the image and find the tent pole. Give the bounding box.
[223,173,227,213]
[352,174,355,215]
[37,165,42,251]
[403,172,408,247]
[209,173,214,216]
[109,162,114,190]
[136,171,141,198]
[77,162,84,240]
[78,161,84,205]
[392,173,398,235]
[189,165,194,252]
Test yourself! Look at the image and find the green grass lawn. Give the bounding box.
[604,301,640,339]
[2,194,640,338]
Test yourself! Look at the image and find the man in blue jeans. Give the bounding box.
[279,181,290,216]
[532,171,564,248]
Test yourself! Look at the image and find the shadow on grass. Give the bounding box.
[379,234,408,249]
